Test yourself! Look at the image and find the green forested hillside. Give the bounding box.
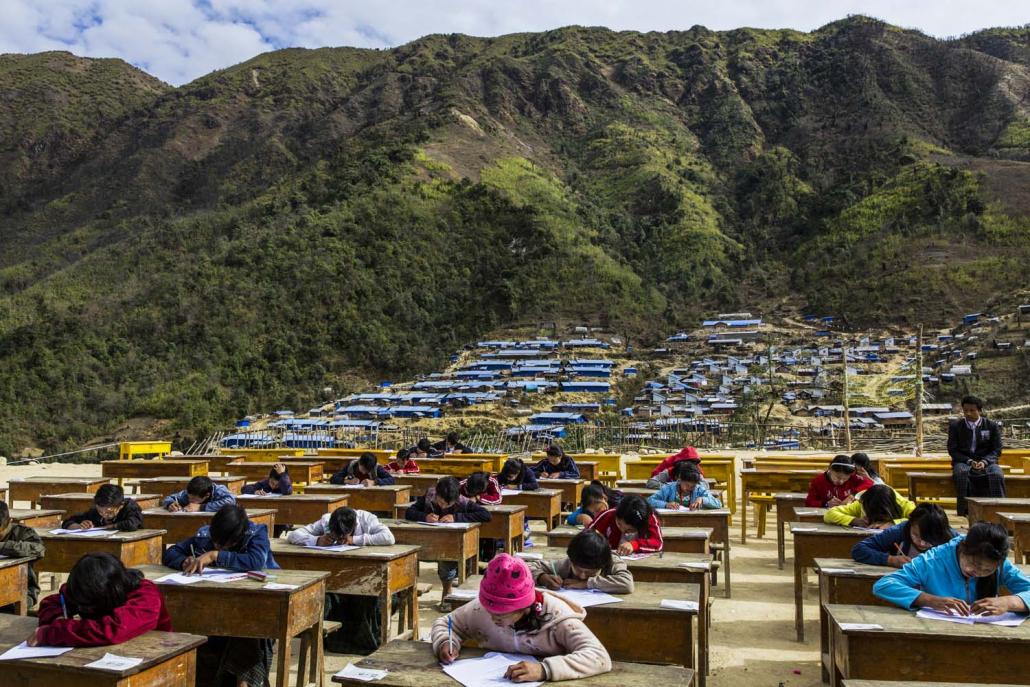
[2,16,1030,454]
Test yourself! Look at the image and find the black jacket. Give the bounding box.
[330,461,396,486]
[947,417,1003,466]
[404,494,491,523]
[62,498,144,531]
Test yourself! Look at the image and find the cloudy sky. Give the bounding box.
[2,1,1027,85]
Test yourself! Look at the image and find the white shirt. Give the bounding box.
[286,509,395,547]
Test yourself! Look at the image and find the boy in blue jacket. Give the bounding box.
[852,503,955,568]
[532,446,580,479]
[161,476,236,513]
[241,463,293,496]
[330,452,396,486]
[647,462,722,510]
[873,522,1030,616]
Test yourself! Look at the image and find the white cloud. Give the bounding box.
[1,1,1027,85]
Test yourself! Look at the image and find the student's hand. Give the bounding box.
[537,574,563,590]
[184,503,202,513]
[273,462,286,474]
[870,522,892,530]
[25,629,42,647]
[425,513,440,523]
[616,542,634,556]
[315,534,339,547]
[887,554,912,568]
[343,534,354,545]
[506,661,546,683]
[167,502,182,512]
[439,514,455,523]
[255,489,268,496]
[345,477,359,485]
[973,461,987,471]
[665,502,682,510]
[851,518,870,528]
[689,497,704,510]
[972,596,1019,616]
[574,514,594,526]
[563,578,588,589]
[826,498,843,507]
[362,479,376,487]
[184,551,218,575]
[842,494,856,505]
[438,641,459,664]
[919,594,970,616]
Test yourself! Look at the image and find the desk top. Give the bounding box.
[0,614,205,678]
[307,484,410,493]
[814,558,892,578]
[379,518,480,532]
[450,576,700,610]
[142,507,277,519]
[128,475,245,485]
[270,539,420,561]
[236,494,348,503]
[826,604,1030,640]
[0,555,36,570]
[35,527,167,543]
[791,522,874,536]
[9,476,108,484]
[9,509,64,523]
[998,512,1030,523]
[520,546,715,571]
[138,564,327,592]
[331,639,694,686]
[548,524,713,540]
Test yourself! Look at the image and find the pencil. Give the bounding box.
[447,615,454,654]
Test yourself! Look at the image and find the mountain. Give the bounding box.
[1,16,1030,455]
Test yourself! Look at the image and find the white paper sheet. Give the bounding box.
[48,527,112,537]
[617,552,653,561]
[442,651,543,687]
[791,527,818,532]
[660,599,699,612]
[500,489,522,496]
[515,552,543,560]
[916,608,1027,626]
[305,543,360,552]
[84,653,144,671]
[838,623,884,631]
[551,588,623,608]
[655,508,682,514]
[818,568,857,574]
[155,568,247,585]
[416,521,468,528]
[678,561,710,570]
[334,663,389,681]
[263,582,299,591]
[0,642,74,661]
[448,589,479,599]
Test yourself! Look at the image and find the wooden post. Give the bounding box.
[842,344,852,452]
[915,324,925,457]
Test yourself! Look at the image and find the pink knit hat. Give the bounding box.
[479,553,536,614]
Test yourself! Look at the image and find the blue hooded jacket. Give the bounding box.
[160,483,237,512]
[162,521,278,572]
[851,521,957,566]
[647,481,722,510]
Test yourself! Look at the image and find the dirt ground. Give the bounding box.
[0,455,868,687]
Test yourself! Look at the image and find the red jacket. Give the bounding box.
[650,446,704,478]
[460,475,502,504]
[587,508,664,553]
[805,472,874,507]
[36,580,172,647]
[385,459,420,474]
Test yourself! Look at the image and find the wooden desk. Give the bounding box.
[624,460,662,480]
[229,460,324,485]
[331,639,695,686]
[127,475,246,495]
[182,453,242,473]
[538,478,585,507]
[9,508,64,529]
[380,518,481,583]
[697,456,736,515]
[814,558,893,681]
[36,528,165,573]
[655,508,731,596]
[740,470,820,543]
[40,492,162,514]
[0,486,6,502]
[304,484,411,514]
[500,489,562,528]
[790,523,872,642]
[844,682,1024,687]
[999,512,1030,563]
[774,492,809,569]
[237,494,348,525]
[391,473,447,497]
[416,457,494,477]
[8,477,109,507]
[101,459,209,486]
[577,461,598,482]
[827,604,1030,687]
[270,540,420,643]
[0,614,206,687]
[546,525,712,555]
[448,578,701,676]
[967,497,1030,525]
[141,508,276,546]
[393,502,526,554]
[141,565,327,687]
[0,556,33,614]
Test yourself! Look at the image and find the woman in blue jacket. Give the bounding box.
[647,462,722,510]
[852,503,955,568]
[873,522,1030,616]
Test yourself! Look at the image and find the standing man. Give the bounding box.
[947,395,1005,516]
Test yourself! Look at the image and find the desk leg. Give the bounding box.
[777,517,786,570]
[409,584,420,640]
[311,618,325,687]
[698,584,709,687]
[275,630,292,687]
[723,541,731,598]
[794,558,804,642]
[740,490,748,544]
[380,590,392,646]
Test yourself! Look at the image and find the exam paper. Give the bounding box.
[416,521,468,528]
[334,663,389,681]
[791,527,818,532]
[48,527,112,537]
[448,589,479,599]
[0,642,73,661]
[155,568,248,585]
[305,543,359,552]
[500,489,522,496]
[660,599,699,612]
[916,608,1027,626]
[84,653,144,671]
[515,552,543,560]
[617,552,653,561]
[264,582,299,591]
[678,561,710,570]
[817,568,857,574]
[551,588,623,608]
[838,623,884,631]
[442,651,543,687]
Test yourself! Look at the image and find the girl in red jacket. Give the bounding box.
[385,448,420,474]
[805,454,874,507]
[587,494,664,555]
[29,553,171,647]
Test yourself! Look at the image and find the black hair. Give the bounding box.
[959,522,1009,599]
[446,432,460,445]
[396,448,412,461]
[186,476,215,499]
[673,461,702,483]
[906,503,952,547]
[268,465,288,481]
[417,438,432,453]
[579,483,608,510]
[435,476,460,504]
[463,472,488,497]
[499,458,527,485]
[93,484,125,508]
[960,395,983,411]
[546,445,564,458]
[0,501,9,529]
[615,494,654,535]
[356,452,378,476]
[209,505,250,550]
[327,507,358,538]
[567,529,612,571]
[512,598,553,633]
[65,552,143,618]
[827,454,855,474]
[858,485,901,525]
[849,453,880,480]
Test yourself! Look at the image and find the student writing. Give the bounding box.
[162,475,237,512]
[0,501,45,609]
[587,494,664,555]
[287,506,395,547]
[329,452,396,486]
[497,457,539,491]
[852,503,955,568]
[648,461,722,510]
[240,463,292,496]
[61,484,143,531]
[527,529,634,593]
[805,454,874,507]
[824,483,914,529]
[385,448,420,474]
[532,446,580,479]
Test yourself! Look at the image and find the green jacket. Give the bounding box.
[0,523,45,606]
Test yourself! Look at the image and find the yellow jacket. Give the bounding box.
[823,489,914,527]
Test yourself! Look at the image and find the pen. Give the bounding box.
[60,593,68,619]
[447,615,454,654]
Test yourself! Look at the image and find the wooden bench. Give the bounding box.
[908,472,1030,502]
[966,497,1030,525]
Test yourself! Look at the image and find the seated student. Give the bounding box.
[460,471,502,505]
[527,529,634,594]
[647,462,722,511]
[874,522,1030,616]
[567,483,609,526]
[62,484,143,531]
[850,453,885,485]
[588,494,664,555]
[329,452,396,486]
[805,455,874,507]
[28,553,170,647]
[162,475,237,512]
[432,432,468,455]
[824,483,914,529]
[405,477,491,598]
[0,501,45,610]
[432,554,612,682]
[532,446,580,479]
[948,395,1006,517]
[852,503,955,568]
[385,448,420,474]
[287,507,395,653]
[241,462,292,496]
[645,445,703,489]
[497,457,539,491]
[409,437,442,459]
[163,505,277,687]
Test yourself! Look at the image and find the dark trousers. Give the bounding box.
[953,462,1006,516]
